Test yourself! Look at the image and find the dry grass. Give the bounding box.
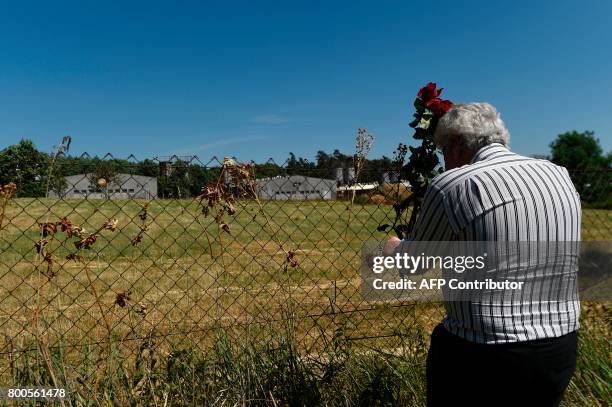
[0,196,609,405]
[0,197,440,371]
[1,199,610,351]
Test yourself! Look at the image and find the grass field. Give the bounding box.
[0,198,430,349]
[0,197,610,405]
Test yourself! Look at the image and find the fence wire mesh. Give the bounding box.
[0,155,610,399]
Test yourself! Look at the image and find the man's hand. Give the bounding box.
[365,237,402,270]
[383,236,402,256]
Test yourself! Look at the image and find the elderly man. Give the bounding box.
[386,103,581,407]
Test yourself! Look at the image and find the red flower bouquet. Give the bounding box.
[381,82,453,238]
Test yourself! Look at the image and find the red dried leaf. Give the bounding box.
[66,253,85,263]
[75,234,97,250]
[103,218,119,231]
[286,250,299,268]
[57,217,83,238]
[115,291,131,307]
[38,222,57,237]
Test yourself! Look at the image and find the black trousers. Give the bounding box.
[426,324,578,407]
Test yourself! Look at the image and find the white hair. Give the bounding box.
[434,102,510,151]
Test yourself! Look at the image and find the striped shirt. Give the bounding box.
[407,143,581,344]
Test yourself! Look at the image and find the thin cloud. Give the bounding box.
[173,135,269,154]
[252,114,290,124]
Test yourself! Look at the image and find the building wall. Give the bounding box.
[50,173,157,199]
[257,176,337,200]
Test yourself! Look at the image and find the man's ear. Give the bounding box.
[442,136,461,170]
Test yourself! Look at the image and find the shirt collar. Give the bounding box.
[470,143,509,164]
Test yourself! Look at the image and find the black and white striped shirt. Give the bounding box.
[408,143,581,344]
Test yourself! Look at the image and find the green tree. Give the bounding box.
[286,152,315,176]
[0,139,48,197]
[136,159,159,177]
[314,149,352,179]
[87,159,123,198]
[550,131,611,205]
[186,164,218,197]
[550,131,610,171]
[47,174,69,197]
[255,162,283,178]
[158,160,192,198]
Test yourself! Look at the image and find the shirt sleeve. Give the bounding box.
[393,184,456,275]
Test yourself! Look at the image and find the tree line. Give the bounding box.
[0,131,610,204]
[0,141,397,199]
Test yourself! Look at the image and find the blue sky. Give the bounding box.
[1,0,610,162]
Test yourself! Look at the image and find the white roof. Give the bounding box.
[337,181,411,192]
[337,183,379,192]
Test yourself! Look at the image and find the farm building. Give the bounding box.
[337,181,412,203]
[49,173,157,199]
[256,175,336,200]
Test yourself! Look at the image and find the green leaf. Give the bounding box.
[413,98,424,110]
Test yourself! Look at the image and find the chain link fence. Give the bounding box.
[0,155,610,402]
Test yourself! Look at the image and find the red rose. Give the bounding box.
[418,82,442,106]
[429,98,453,117]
